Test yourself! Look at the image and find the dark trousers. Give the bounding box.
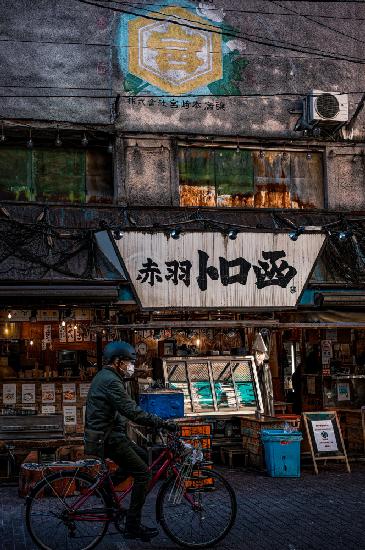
[104,437,151,527]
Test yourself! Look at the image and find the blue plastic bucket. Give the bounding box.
[261,429,303,477]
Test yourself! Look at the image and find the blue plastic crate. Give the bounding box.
[139,391,184,419]
[261,429,303,477]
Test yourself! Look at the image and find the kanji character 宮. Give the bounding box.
[137,258,163,286]
[220,257,251,286]
[253,251,297,289]
[165,260,192,287]
[197,250,219,291]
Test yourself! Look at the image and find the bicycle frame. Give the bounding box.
[68,445,192,522]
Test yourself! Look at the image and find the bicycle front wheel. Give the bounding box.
[26,470,110,550]
[157,467,237,548]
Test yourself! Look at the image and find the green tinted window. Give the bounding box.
[0,148,32,200]
[34,150,85,202]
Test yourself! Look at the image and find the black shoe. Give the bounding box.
[124,524,159,541]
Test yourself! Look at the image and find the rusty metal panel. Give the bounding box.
[178,147,217,206]
[253,151,291,208]
[86,150,113,204]
[290,152,324,208]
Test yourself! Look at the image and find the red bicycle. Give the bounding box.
[25,432,236,549]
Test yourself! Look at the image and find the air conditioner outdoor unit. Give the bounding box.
[307,90,349,125]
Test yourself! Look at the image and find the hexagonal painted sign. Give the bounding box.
[128,7,222,95]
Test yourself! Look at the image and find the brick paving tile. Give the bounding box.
[0,464,364,550]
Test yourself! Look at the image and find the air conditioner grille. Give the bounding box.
[316,93,340,119]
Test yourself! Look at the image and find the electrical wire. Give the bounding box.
[1,91,365,100]
[0,37,362,63]
[101,0,365,20]
[73,0,365,64]
[270,0,365,46]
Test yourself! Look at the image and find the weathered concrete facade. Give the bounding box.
[0,0,364,210]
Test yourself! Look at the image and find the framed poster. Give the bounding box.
[22,383,36,404]
[63,383,76,403]
[2,383,16,404]
[42,383,55,403]
[337,382,350,402]
[302,411,350,474]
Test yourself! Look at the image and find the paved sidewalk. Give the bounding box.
[0,464,364,550]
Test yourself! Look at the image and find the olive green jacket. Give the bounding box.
[85,366,163,445]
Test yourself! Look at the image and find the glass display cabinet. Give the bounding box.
[163,356,263,416]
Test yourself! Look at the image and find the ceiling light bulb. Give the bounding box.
[81,133,88,147]
[61,320,66,327]
[228,229,238,240]
[55,135,62,147]
[30,339,34,346]
[170,227,182,240]
[306,151,312,160]
[73,323,78,330]
[7,312,12,319]
[259,149,265,159]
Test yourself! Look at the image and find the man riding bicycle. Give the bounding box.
[84,340,177,541]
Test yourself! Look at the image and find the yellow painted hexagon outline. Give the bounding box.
[128,7,223,94]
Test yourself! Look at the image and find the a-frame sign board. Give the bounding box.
[302,411,351,474]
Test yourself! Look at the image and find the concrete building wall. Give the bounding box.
[1,0,364,209]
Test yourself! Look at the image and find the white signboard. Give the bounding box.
[312,420,339,453]
[116,231,325,308]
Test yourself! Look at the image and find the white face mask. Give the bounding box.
[126,362,135,377]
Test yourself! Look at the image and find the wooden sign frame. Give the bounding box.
[302,411,350,474]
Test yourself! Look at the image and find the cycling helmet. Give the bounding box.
[103,341,136,362]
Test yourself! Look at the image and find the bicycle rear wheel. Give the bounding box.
[26,471,110,550]
[156,467,236,548]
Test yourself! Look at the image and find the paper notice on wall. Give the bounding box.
[67,324,75,343]
[42,383,55,403]
[321,340,333,365]
[3,383,16,404]
[337,382,350,401]
[307,376,316,395]
[42,405,55,414]
[22,383,36,404]
[312,419,338,452]
[63,406,77,425]
[63,383,76,403]
[79,383,91,398]
[43,324,52,343]
[59,324,67,343]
